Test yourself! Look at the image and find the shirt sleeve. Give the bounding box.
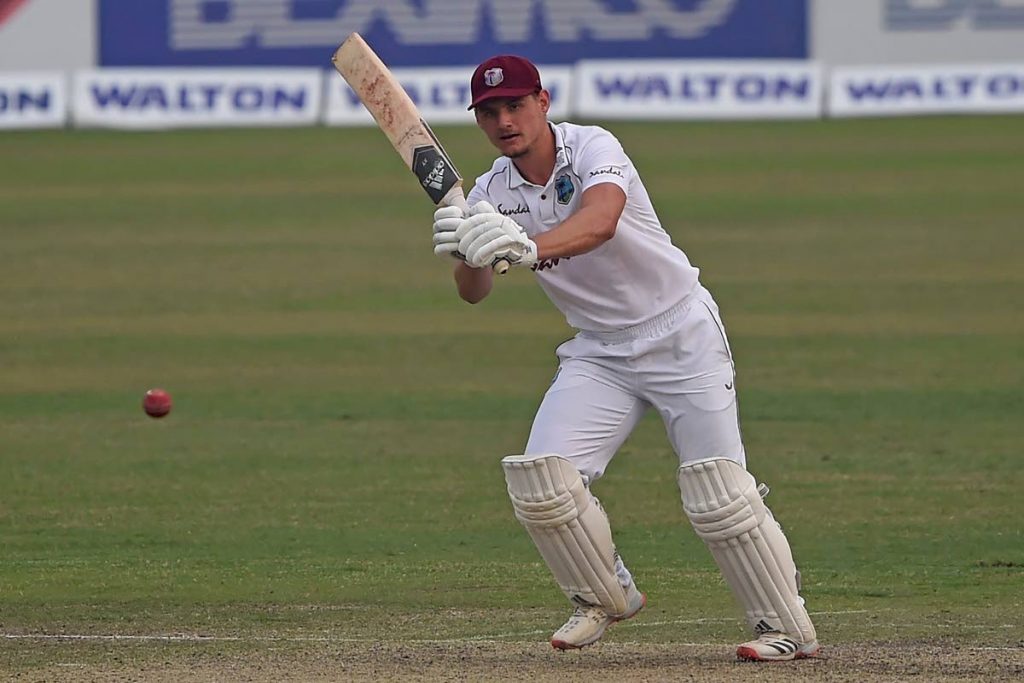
[576,128,632,194]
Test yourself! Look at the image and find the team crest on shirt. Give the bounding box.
[554,174,574,205]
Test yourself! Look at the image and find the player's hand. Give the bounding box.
[432,205,465,259]
[456,202,538,270]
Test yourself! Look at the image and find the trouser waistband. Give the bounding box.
[579,287,701,344]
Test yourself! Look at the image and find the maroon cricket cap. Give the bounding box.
[468,55,542,110]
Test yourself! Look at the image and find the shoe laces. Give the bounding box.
[565,606,606,629]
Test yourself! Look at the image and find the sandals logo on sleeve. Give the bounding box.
[589,166,624,179]
[554,174,575,204]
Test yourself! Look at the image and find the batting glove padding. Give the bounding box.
[456,202,538,270]
[432,205,466,258]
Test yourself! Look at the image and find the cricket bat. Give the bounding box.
[332,33,509,274]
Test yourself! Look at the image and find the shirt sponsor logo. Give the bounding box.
[589,166,623,178]
[532,256,570,272]
[497,202,529,216]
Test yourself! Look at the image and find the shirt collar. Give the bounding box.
[506,122,570,190]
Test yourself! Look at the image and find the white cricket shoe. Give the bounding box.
[550,584,646,650]
[736,632,820,661]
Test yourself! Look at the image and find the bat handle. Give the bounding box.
[444,191,509,275]
[448,193,469,213]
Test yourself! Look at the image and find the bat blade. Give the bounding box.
[332,32,465,210]
[331,33,508,273]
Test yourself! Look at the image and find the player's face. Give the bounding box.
[474,91,551,159]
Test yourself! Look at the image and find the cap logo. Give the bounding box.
[483,67,504,87]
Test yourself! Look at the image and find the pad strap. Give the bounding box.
[678,458,816,643]
[502,454,630,615]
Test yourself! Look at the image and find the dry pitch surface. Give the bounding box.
[8,641,1023,682]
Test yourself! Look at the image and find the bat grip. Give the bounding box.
[448,193,469,213]
[443,192,509,275]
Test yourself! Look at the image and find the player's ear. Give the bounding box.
[537,90,550,114]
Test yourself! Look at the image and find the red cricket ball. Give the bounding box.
[143,388,172,418]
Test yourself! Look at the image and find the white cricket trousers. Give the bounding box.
[525,284,745,484]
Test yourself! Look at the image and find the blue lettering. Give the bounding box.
[272,88,306,110]
[201,85,221,108]
[893,80,924,99]
[735,76,766,101]
[86,80,312,114]
[987,75,1019,97]
[680,77,699,100]
[91,84,136,108]
[596,73,812,102]
[0,90,51,113]
[956,76,978,97]
[233,86,263,110]
[846,80,894,102]
[21,90,50,111]
[427,84,466,108]
[138,86,169,109]
[646,77,672,99]
[773,77,810,100]
[678,76,725,100]
[705,75,724,99]
[428,85,444,108]
[178,86,194,110]
[594,76,644,99]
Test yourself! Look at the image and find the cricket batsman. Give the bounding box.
[432,55,820,662]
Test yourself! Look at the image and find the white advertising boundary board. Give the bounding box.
[323,65,574,126]
[72,68,323,129]
[6,61,1024,128]
[575,60,823,120]
[0,72,67,129]
[830,64,1024,117]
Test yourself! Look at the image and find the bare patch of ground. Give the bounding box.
[9,641,1023,683]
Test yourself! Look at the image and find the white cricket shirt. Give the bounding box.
[466,122,700,332]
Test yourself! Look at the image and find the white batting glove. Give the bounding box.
[456,202,538,270]
[432,205,465,259]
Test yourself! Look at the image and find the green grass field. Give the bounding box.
[1,117,1022,679]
